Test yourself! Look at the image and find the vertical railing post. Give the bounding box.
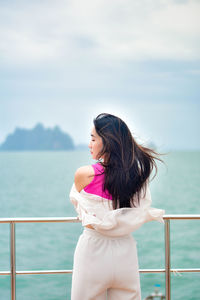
[10,222,16,300]
[165,219,171,300]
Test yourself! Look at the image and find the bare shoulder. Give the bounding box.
[74,165,95,192]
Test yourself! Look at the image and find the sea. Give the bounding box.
[0,151,199,300]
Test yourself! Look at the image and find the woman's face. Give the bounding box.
[88,126,104,160]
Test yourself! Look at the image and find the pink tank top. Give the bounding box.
[83,162,112,200]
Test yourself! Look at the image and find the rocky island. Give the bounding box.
[0,123,75,151]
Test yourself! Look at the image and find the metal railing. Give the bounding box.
[0,215,200,300]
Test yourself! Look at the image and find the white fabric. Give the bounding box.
[71,227,141,300]
[69,183,165,237]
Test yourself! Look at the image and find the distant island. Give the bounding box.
[0,123,157,152]
[0,123,75,151]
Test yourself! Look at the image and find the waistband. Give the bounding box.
[83,227,132,240]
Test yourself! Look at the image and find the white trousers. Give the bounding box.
[71,227,141,300]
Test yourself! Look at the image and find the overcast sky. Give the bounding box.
[0,0,199,150]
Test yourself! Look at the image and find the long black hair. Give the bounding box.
[93,113,165,209]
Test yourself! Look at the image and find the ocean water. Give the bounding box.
[0,151,199,300]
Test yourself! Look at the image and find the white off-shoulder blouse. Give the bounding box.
[69,182,165,237]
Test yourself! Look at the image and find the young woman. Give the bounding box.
[70,113,165,300]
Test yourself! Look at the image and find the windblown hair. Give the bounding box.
[93,113,164,210]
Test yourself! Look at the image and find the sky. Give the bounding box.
[0,0,200,151]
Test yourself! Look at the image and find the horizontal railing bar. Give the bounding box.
[140,268,200,273]
[0,217,80,224]
[0,215,200,224]
[0,215,199,300]
[171,268,200,273]
[1,268,200,276]
[163,214,200,220]
[0,271,11,275]
[17,270,72,275]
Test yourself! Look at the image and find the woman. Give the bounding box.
[69,113,165,300]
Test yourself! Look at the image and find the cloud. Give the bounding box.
[0,0,199,67]
[0,0,199,150]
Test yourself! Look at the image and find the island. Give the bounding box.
[0,123,75,151]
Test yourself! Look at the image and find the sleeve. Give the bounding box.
[69,182,165,237]
[92,184,165,236]
[69,183,101,225]
[69,183,84,220]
